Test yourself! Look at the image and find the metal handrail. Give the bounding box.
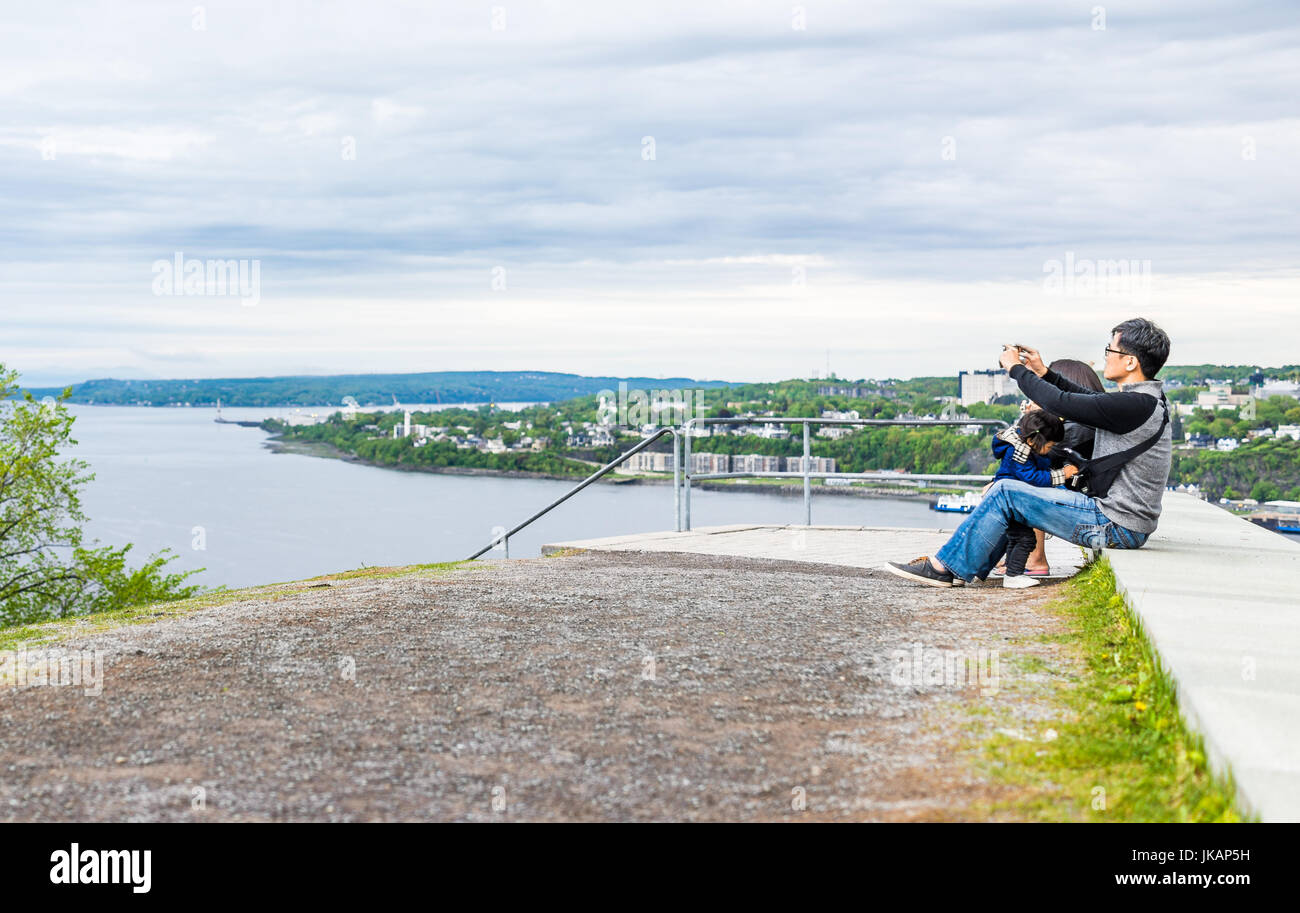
[466,426,679,560]
[681,415,1008,530]
[466,413,1010,558]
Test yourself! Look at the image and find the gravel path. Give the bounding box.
[0,551,1067,821]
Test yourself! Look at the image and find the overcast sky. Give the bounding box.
[4,1,1298,387]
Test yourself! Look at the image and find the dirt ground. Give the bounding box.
[0,551,1072,821]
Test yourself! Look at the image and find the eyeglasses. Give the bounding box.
[1104,346,1131,359]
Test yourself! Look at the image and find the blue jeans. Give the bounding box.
[935,479,1149,582]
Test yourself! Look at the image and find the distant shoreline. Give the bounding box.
[265,437,963,500]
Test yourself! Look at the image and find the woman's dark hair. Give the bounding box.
[1020,409,1064,446]
[1048,358,1105,392]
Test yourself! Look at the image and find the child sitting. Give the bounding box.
[989,410,1078,588]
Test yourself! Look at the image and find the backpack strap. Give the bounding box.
[1082,394,1168,476]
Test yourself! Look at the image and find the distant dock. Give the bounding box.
[214,398,268,428]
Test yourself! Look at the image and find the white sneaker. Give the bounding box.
[1003,574,1041,589]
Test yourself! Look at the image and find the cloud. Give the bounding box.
[1,0,1298,383]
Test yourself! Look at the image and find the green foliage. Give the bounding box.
[20,544,204,621]
[1249,480,1281,503]
[1159,364,1298,386]
[271,376,1000,477]
[26,371,738,407]
[1166,386,1203,404]
[977,561,1246,821]
[965,402,1020,424]
[0,365,203,628]
[1172,438,1300,501]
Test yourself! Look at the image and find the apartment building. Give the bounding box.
[784,456,837,473]
[732,454,782,473]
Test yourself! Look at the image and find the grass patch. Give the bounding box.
[541,547,586,559]
[0,559,480,652]
[971,559,1250,822]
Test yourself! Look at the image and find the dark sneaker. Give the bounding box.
[883,555,954,588]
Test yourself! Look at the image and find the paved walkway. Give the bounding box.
[549,498,1300,822]
[1107,493,1300,822]
[544,523,1090,583]
[0,551,1068,822]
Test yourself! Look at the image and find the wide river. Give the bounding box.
[67,406,957,589]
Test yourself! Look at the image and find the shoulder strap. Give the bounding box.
[1084,394,1168,472]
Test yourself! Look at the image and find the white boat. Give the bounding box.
[930,491,983,513]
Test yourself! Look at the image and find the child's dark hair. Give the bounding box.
[1020,410,1064,447]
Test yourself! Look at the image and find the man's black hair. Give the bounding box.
[1111,317,1171,379]
[1020,409,1064,446]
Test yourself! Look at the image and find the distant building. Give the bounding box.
[784,456,836,473]
[958,369,1017,406]
[1170,483,1205,499]
[1262,500,1300,515]
[1197,384,1253,409]
[733,454,782,473]
[817,385,873,398]
[752,424,790,440]
[1259,380,1300,400]
[690,452,730,474]
[626,452,675,472]
[1277,424,1300,442]
[1215,438,1239,452]
[817,426,854,440]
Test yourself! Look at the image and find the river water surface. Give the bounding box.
[68,406,956,589]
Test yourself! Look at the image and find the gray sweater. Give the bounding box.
[1009,366,1172,534]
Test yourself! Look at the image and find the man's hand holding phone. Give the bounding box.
[1000,344,1048,377]
[998,345,1023,372]
[1018,346,1048,377]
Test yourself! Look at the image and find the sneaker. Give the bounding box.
[1003,574,1041,589]
[996,566,1050,577]
[883,556,954,588]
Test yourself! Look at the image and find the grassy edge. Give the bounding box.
[0,559,490,652]
[961,557,1253,822]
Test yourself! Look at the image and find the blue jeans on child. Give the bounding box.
[935,478,1149,582]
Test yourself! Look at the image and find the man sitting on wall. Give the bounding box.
[884,317,1172,587]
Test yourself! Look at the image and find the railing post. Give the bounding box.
[504,535,509,559]
[673,431,681,532]
[803,421,811,526]
[683,421,693,531]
